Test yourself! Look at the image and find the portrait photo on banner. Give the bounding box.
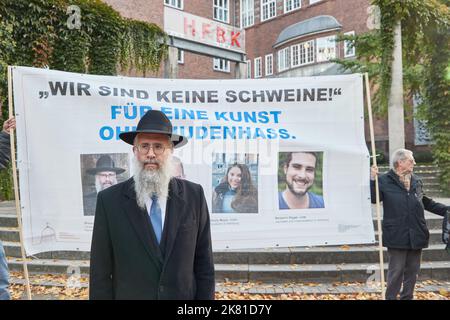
[80,153,130,216]
[278,151,325,210]
[211,153,259,214]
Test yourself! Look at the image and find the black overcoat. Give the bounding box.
[89,177,215,300]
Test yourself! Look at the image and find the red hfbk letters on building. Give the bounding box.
[184,17,242,48]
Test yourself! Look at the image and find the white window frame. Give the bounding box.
[261,0,277,22]
[309,0,322,5]
[240,0,255,28]
[213,58,230,73]
[246,60,252,78]
[344,31,356,58]
[277,47,290,72]
[295,40,315,66]
[284,0,301,13]
[291,44,300,67]
[316,35,337,62]
[254,57,262,78]
[265,54,273,76]
[214,0,229,23]
[164,0,183,10]
[177,49,184,64]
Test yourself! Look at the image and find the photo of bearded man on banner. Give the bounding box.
[278,151,325,210]
[81,154,128,216]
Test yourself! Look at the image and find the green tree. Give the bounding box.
[335,0,450,194]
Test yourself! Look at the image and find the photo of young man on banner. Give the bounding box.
[278,151,324,210]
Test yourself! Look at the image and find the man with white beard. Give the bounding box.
[89,110,215,300]
[83,154,125,216]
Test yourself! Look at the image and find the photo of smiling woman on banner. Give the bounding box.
[212,153,258,214]
[278,151,325,210]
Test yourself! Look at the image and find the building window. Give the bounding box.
[316,35,336,62]
[277,47,290,72]
[214,0,229,23]
[284,0,301,13]
[261,0,276,21]
[246,60,252,78]
[177,49,184,64]
[299,40,314,65]
[164,0,183,10]
[344,31,356,58]
[289,41,315,69]
[291,44,300,67]
[241,0,254,28]
[265,54,273,76]
[254,57,262,78]
[213,58,230,72]
[309,0,322,4]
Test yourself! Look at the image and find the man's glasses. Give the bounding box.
[136,143,168,155]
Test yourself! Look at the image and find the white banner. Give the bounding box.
[12,66,375,255]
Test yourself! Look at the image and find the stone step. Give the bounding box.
[7,258,450,283]
[371,216,444,230]
[7,257,90,274]
[3,241,449,264]
[0,227,20,242]
[373,229,443,245]
[0,213,18,228]
[3,242,90,260]
[424,192,448,198]
[213,244,450,265]
[215,261,450,283]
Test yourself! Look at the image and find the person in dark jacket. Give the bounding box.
[0,117,15,169]
[371,148,449,300]
[212,163,258,213]
[89,110,215,300]
[443,210,450,254]
[0,116,15,300]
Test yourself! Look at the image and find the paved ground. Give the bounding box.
[8,272,450,300]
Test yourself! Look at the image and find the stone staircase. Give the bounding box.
[1,197,449,284]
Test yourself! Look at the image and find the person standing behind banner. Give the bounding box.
[0,116,15,300]
[370,148,450,300]
[443,210,450,254]
[89,110,214,300]
[212,163,258,213]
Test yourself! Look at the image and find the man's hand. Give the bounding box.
[2,117,16,134]
[370,165,378,181]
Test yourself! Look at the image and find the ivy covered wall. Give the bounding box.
[0,0,168,199]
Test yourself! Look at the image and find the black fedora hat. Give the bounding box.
[86,155,126,175]
[119,110,187,148]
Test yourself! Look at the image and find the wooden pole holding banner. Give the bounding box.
[364,72,386,300]
[7,66,32,300]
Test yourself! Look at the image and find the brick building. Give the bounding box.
[103,0,431,158]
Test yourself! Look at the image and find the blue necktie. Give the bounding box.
[150,194,162,244]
